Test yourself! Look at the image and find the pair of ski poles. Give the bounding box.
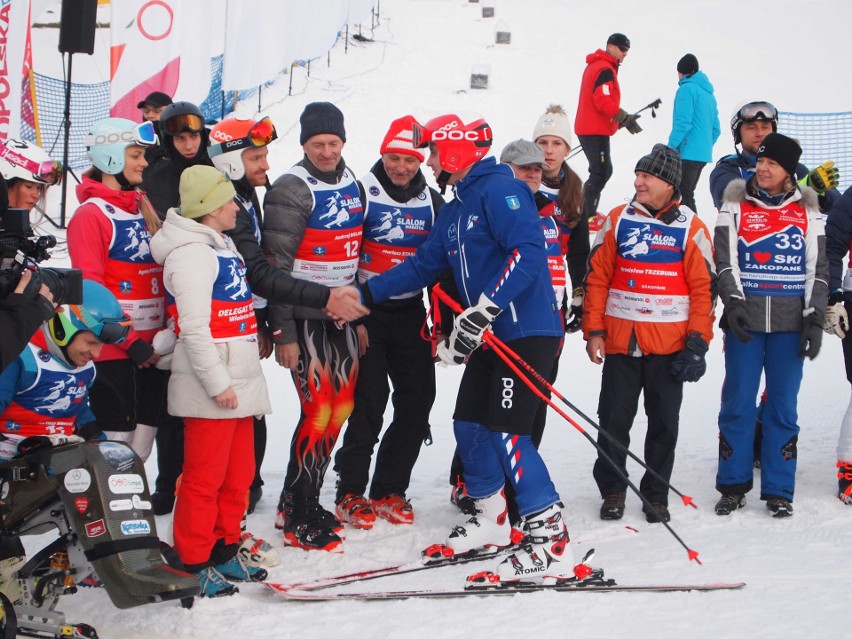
[432,285,701,564]
[566,98,664,162]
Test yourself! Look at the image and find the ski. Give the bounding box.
[268,577,746,601]
[265,526,639,593]
[265,545,509,593]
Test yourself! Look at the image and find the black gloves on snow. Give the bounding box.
[671,332,709,383]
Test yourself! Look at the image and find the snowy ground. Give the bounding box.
[22,0,852,637]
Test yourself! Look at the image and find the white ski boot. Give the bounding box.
[494,504,574,583]
[445,488,511,555]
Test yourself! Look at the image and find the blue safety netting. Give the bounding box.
[21,54,265,170]
[779,111,852,194]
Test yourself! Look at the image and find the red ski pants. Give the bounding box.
[173,416,255,567]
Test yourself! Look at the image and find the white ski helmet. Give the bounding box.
[208,116,277,180]
[0,139,62,186]
[85,117,157,175]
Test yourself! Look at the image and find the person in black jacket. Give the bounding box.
[208,115,367,516]
[332,116,444,529]
[143,101,212,219]
[0,270,56,373]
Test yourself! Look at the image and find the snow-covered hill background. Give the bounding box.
[24,0,852,636]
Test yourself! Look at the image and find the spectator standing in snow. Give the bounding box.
[332,116,444,529]
[713,133,827,519]
[709,101,840,213]
[583,144,716,524]
[666,54,721,213]
[823,185,852,506]
[533,104,589,333]
[575,33,641,232]
[150,164,270,597]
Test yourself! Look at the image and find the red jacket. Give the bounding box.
[574,49,622,137]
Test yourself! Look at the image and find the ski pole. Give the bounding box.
[432,286,701,564]
[565,98,663,162]
[433,286,695,509]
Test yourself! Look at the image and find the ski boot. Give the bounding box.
[196,567,238,598]
[838,460,852,505]
[372,494,414,525]
[715,493,746,516]
[493,504,573,584]
[444,488,511,556]
[214,553,267,583]
[335,493,377,530]
[281,494,343,552]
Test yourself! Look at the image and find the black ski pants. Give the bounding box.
[679,160,706,213]
[334,303,435,501]
[592,353,683,506]
[578,134,614,218]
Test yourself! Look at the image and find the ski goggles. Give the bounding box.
[208,117,278,158]
[162,112,205,136]
[738,101,778,122]
[84,121,158,149]
[0,144,63,186]
[93,316,133,344]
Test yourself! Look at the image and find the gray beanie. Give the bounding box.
[299,102,346,145]
[635,144,682,190]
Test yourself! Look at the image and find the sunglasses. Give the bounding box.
[738,101,778,122]
[162,112,205,136]
[617,45,630,53]
[208,117,278,158]
[0,143,63,186]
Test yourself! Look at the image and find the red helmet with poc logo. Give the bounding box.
[413,113,493,174]
[208,116,277,180]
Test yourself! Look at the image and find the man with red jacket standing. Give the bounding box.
[575,33,642,231]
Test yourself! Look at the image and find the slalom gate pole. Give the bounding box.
[432,286,700,564]
[433,286,695,509]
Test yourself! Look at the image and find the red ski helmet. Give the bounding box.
[413,113,493,174]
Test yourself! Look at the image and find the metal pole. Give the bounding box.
[58,52,73,228]
[345,24,349,54]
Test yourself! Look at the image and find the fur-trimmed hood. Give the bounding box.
[722,178,819,209]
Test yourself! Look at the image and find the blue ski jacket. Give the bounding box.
[667,71,720,164]
[364,157,563,341]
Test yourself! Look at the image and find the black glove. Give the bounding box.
[564,287,584,333]
[724,299,752,343]
[799,314,823,360]
[77,421,103,440]
[615,109,642,135]
[670,333,709,382]
[437,294,501,366]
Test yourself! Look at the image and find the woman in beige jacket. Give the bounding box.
[150,165,271,597]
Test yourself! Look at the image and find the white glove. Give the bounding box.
[436,293,501,366]
[825,292,849,338]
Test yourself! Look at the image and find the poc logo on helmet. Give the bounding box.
[433,129,481,142]
[211,131,234,142]
[501,377,514,409]
[89,131,137,146]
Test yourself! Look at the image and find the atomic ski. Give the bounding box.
[268,574,746,601]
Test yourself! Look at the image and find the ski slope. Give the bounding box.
[24,0,852,636]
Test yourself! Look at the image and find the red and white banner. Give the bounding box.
[0,0,32,141]
[110,0,221,120]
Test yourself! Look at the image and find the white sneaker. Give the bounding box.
[495,504,574,582]
[446,488,511,555]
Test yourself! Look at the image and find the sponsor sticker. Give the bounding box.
[109,499,133,512]
[107,474,145,495]
[505,195,521,210]
[85,519,106,538]
[74,497,89,514]
[120,520,151,536]
[64,469,92,494]
[98,441,136,472]
[132,495,152,510]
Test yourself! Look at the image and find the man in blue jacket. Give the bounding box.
[361,113,580,586]
[667,54,720,213]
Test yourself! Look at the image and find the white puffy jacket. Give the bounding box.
[150,210,271,419]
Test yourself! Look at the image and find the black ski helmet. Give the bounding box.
[730,101,778,145]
